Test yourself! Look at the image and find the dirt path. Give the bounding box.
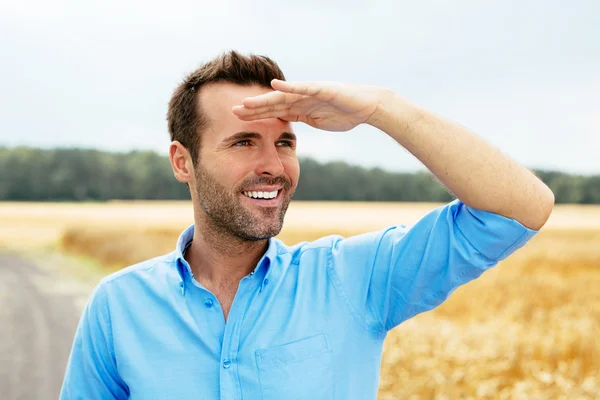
[0,251,84,400]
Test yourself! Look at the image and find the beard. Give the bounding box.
[193,163,294,241]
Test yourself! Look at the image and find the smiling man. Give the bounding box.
[60,51,554,400]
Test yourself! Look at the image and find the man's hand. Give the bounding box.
[232,79,389,132]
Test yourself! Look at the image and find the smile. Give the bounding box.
[242,190,279,199]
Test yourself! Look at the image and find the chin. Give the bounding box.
[237,232,276,242]
[239,224,282,241]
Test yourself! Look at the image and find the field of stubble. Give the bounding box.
[1,201,599,399]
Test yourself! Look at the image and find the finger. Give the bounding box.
[279,115,302,123]
[272,79,322,97]
[232,102,290,117]
[241,91,302,108]
[236,109,295,121]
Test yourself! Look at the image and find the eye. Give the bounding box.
[277,140,294,147]
[234,140,251,147]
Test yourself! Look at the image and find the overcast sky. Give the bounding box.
[1,0,598,174]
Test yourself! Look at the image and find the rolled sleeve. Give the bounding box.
[454,201,538,261]
[329,199,539,335]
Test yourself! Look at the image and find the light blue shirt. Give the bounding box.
[60,199,538,400]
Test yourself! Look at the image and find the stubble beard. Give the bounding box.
[193,163,293,242]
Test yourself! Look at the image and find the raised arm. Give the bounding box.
[366,90,554,230]
[232,80,554,230]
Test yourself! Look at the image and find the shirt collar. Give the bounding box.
[174,223,279,289]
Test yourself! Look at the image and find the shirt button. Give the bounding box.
[223,359,231,369]
[204,298,213,308]
[263,278,269,286]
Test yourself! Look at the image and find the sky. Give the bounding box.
[1,0,598,174]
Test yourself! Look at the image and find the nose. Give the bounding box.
[254,143,285,177]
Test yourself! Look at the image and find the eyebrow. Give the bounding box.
[222,131,297,143]
[279,132,297,141]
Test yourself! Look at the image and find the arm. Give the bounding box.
[232,80,555,230]
[60,282,129,400]
[329,199,538,334]
[367,90,555,230]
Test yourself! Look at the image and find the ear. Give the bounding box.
[169,141,195,183]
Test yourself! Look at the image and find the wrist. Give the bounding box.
[366,89,422,134]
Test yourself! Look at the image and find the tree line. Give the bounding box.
[1,146,598,204]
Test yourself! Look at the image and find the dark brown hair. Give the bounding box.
[167,50,286,165]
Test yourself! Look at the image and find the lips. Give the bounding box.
[243,189,279,199]
[238,177,291,207]
[240,188,283,207]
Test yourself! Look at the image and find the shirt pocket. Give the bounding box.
[255,333,334,400]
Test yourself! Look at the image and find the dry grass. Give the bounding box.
[379,228,600,399]
[2,201,600,398]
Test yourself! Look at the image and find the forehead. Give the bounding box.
[198,82,290,141]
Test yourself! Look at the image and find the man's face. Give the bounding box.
[192,82,300,241]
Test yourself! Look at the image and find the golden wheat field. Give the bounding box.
[1,201,600,399]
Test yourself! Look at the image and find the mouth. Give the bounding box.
[240,188,282,207]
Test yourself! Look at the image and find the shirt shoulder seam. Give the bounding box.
[100,256,175,285]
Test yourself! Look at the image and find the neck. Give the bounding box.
[186,213,269,289]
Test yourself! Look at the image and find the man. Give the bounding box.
[60,51,554,399]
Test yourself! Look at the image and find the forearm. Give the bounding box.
[368,90,555,230]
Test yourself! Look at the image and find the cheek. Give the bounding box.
[210,154,248,181]
[283,158,300,188]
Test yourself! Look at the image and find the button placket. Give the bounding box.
[218,278,257,399]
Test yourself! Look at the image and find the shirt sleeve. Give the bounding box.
[329,199,539,335]
[60,281,129,400]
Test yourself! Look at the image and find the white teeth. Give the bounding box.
[243,190,279,199]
